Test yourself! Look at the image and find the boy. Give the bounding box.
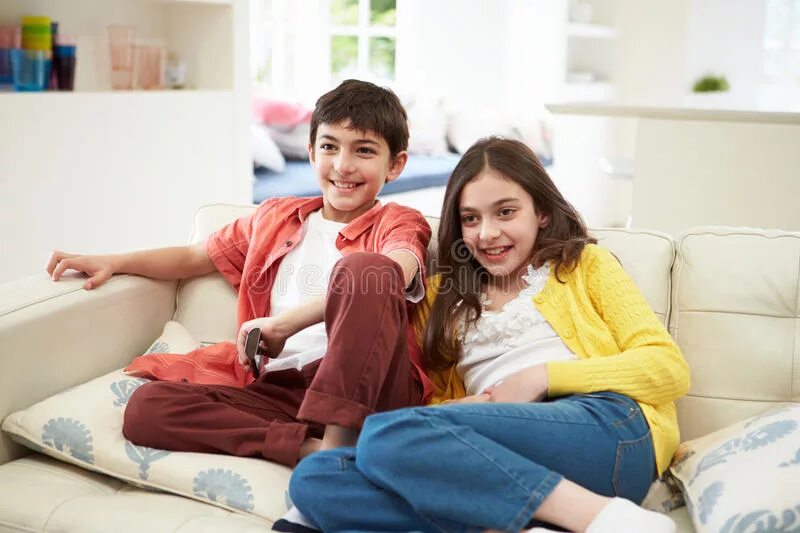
[47,79,433,467]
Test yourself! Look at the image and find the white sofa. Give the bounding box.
[1,204,798,533]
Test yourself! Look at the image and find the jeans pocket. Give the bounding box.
[580,392,640,427]
[612,431,655,503]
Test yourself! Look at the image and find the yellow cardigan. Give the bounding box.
[414,244,690,474]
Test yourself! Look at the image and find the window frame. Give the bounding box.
[328,0,397,83]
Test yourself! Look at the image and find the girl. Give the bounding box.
[284,137,690,533]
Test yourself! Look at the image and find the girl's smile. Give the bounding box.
[459,169,549,284]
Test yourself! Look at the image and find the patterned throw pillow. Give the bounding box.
[670,404,800,532]
[1,321,291,522]
[641,470,685,513]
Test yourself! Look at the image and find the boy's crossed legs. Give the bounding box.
[122,252,422,467]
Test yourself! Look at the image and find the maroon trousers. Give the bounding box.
[122,252,422,466]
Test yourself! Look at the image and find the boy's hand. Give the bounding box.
[236,317,289,369]
[485,365,549,403]
[47,251,115,290]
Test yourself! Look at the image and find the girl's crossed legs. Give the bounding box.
[289,392,661,533]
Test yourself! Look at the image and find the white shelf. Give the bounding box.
[0,89,231,97]
[567,23,617,39]
[151,0,232,4]
[0,0,234,92]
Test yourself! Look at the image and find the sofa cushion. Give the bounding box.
[174,203,254,344]
[641,471,685,514]
[0,455,271,532]
[174,204,673,342]
[670,404,800,532]
[1,321,291,522]
[670,227,800,441]
[592,228,674,325]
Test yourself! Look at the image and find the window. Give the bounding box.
[330,0,397,83]
[250,0,398,102]
[763,0,800,83]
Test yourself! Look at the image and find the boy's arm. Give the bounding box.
[377,208,432,301]
[47,240,215,290]
[274,249,418,335]
[253,250,417,339]
[384,249,420,287]
[236,250,421,363]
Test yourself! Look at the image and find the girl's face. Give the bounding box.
[458,168,549,285]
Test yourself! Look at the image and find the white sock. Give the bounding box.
[585,498,676,533]
[279,506,317,528]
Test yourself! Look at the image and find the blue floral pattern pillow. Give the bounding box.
[670,405,800,533]
[1,321,292,522]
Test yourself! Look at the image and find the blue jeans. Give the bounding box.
[289,392,655,533]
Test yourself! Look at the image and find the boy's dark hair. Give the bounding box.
[309,79,409,158]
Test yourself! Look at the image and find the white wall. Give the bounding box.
[614,0,769,108]
[0,92,244,283]
[505,0,566,117]
[614,0,691,107]
[396,0,512,113]
[0,0,251,284]
[684,0,766,108]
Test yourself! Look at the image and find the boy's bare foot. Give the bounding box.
[299,437,322,460]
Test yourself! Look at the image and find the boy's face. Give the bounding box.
[309,120,407,223]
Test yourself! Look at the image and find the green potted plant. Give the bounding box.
[692,75,730,93]
[685,74,732,108]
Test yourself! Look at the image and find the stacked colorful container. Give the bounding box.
[0,16,76,92]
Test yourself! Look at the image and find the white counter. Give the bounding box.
[547,102,800,125]
[546,102,800,234]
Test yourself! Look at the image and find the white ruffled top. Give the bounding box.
[457,264,577,396]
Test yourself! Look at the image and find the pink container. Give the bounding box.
[135,45,166,90]
[0,26,21,48]
[0,27,22,85]
[108,25,135,89]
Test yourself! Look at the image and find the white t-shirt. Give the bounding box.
[264,209,424,373]
[457,264,578,395]
[265,210,347,373]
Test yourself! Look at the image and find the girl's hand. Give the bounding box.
[236,317,289,368]
[486,365,549,403]
[442,393,492,405]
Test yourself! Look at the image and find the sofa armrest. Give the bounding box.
[0,274,177,465]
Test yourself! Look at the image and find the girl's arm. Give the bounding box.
[546,246,690,406]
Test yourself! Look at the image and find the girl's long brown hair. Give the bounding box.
[423,137,596,371]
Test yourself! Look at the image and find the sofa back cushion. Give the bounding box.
[591,228,674,325]
[174,204,252,343]
[174,204,676,340]
[669,227,800,441]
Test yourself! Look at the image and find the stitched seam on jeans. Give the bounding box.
[419,411,543,503]
[611,407,641,428]
[572,393,643,428]
[612,431,653,497]
[507,471,562,532]
[445,406,606,426]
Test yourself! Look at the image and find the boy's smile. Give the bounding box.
[309,120,408,223]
